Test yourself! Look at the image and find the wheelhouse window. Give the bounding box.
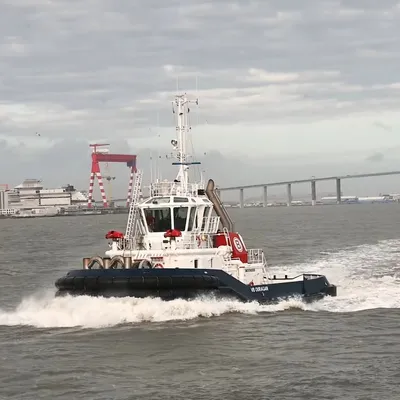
[201,206,211,230]
[173,207,188,231]
[144,208,172,232]
[174,197,189,202]
[145,197,171,204]
[187,207,197,231]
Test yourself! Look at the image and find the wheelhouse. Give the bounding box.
[140,195,213,234]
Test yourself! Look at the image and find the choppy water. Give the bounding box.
[1,204,400,399]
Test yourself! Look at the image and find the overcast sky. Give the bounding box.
[1,0,400,194]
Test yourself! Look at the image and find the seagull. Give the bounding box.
[35,132,41,137]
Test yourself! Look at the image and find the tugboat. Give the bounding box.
[55,93,337,303]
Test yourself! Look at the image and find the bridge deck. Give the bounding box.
[219,170,400,191]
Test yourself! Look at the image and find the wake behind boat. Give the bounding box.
[55,93,337,303]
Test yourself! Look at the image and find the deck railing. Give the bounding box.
[248,248,265,264]
[202,216,220,234]
[150,181,204,197]
[111,235,268,270]
[182,233,214,249]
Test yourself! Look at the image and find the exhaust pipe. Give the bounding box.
[205,179,234,232]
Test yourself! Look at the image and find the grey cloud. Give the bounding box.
[1,0,400,151]
[373,121,392,132]
[365,152,385,163]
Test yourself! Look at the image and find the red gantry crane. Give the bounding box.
[88,143,137,208]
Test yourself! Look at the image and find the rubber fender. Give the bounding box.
[72,276,86,290]
[156,276,173,288]
[203,275,218,285]
[84,276,99,290]
[97,276,114,289]
[170,276,191,288]
[142,276,159,288]
[175,276,197,288]
[62,276,76,289]
[55,277,65,289]
[188,276,205,289]
[128,276,145,287]
[112,277,131,289]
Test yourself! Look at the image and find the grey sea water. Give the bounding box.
[1,204,400,399]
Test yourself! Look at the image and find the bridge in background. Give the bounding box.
[93,170,400,208]
[217,170,400,208]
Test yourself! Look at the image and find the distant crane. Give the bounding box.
[88,143,137,208]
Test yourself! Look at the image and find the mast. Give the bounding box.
[172,94,199,194]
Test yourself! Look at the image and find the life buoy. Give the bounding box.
[154,263,164,269]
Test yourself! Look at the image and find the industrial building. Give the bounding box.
[0,189,8,209]
[0,189,16,216]
[0,186,16,216]
[321,196,358,204]
[4,179,88,211]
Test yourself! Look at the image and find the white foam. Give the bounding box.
[0,291,263,328]
[0,238,399,328]
[269,238,400,312]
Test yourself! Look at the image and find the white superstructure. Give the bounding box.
[103,93,274,286]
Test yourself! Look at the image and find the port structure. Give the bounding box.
[88,143,137,208]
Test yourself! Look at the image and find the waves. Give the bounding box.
[1,238,400,328]
[270,238,400,313]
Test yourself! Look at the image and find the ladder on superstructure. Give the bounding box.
[125,169,143,239]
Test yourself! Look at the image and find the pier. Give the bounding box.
[217,171,400,208]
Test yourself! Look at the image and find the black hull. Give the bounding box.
[55,268,337,304]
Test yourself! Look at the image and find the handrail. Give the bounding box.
[150,181,203,197]
[269,273,324,281]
